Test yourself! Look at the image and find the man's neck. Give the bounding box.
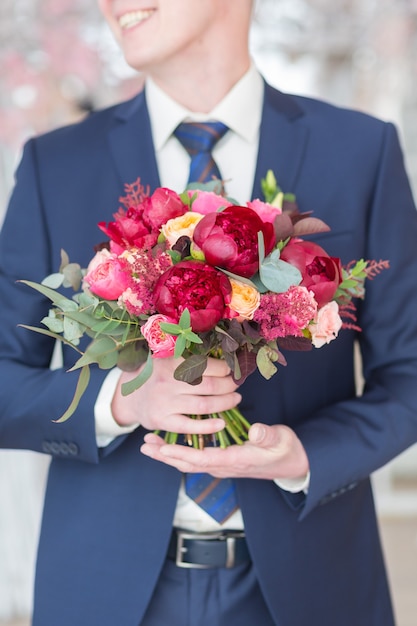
[146,55,251,113]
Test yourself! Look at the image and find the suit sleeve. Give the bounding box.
[0,140,114,464]
[295,123,417,519]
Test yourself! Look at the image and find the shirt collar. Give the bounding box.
[146,63,264,151]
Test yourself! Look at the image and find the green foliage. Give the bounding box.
[261,169,283,205]
[121,351,154,396]
[53,365,91,423]
[160,308,203,359]
[335,259,369,302]
[259,248,302,293]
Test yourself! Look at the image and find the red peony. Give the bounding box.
[153,260,232,332]
[192,206,275,278]
[98,187,187,252]
[142,187,187,231]
[280,239,343,307]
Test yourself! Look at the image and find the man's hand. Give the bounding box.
[111,356,242,437]
[141,423,309,482]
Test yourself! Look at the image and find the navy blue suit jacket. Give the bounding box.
[1,83,417,625]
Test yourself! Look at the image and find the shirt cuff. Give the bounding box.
[94,368,138,448]
[274,471,310,494]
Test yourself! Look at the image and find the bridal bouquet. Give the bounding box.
[21,171,388,447]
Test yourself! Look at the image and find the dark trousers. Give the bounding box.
[141,558,276,626]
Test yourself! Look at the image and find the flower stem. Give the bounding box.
[155,405,250,449]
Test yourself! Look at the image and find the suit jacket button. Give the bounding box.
[68,443,79,456]
[50,441,61,455]
[41,440,52,454]
[60,442,70,455]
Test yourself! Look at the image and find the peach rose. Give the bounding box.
[141,314,177,358]
[161,212,204,247]
[309,301,343,348]
[229,278,260,321]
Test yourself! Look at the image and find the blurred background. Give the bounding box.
[0,1,417,624]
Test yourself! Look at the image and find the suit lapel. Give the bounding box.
[252,82,309,199]
[108,82,308,200]
[107,89,161,191]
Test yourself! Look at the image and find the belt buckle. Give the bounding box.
[175,530,245,569]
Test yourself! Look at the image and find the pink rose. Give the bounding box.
[193,206,276,278]
[153,260,232,332]
[280,239,342,307]
[309,301,343,348]
[188,190,232,215]
[141,314,177,357]
[84,249,130,300]
[246,199,282,224]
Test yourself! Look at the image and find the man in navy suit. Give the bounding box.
[1,1,417,624]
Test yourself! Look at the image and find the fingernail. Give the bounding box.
[252,424,266,443]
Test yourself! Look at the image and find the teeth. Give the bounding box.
[119,9,154,29]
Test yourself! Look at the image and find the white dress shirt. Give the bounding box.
[95,65,309,532]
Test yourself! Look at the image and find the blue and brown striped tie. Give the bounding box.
[184,472,238,524]
[174,120,238,523]
[174,121,228,189]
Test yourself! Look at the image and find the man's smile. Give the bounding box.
[118,9,156,30]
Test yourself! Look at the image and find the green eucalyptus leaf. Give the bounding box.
[41,313,64,334]
[257,231,265,265]
[64,306,107,328]
[259,250,302,293]
[62,263,84,291]
[119,324,129,346]
[186,180,223,195]
[117,341,148,372]
[19,280,78,311]
[63,316,83,343]
[247,272,268,294]
[59,249,70,272]
[53,365,91,423]
[121,351,153,395]
[75,291,99,308]
[42,273,65,289]
[69,336,118,370]
[256,345,279,380]
[18,324,83,353]
[218,268,259,289]
[90,318,126,335]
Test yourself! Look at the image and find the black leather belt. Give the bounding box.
[167,529,250,569]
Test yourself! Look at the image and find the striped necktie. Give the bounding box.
[174,121,238,523]
[173,121,228,189]
[184,472,239,524]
